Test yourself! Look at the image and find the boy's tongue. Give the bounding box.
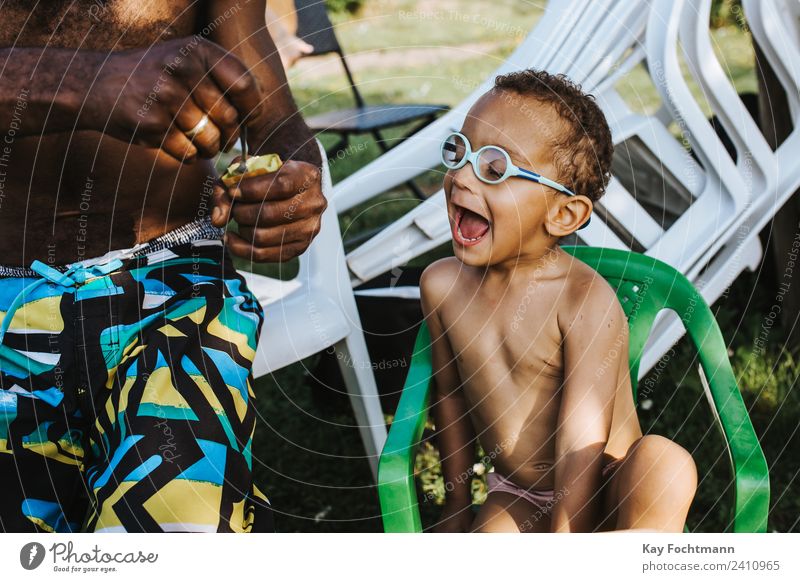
[460,208,490,239]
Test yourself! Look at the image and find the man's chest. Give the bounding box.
[0,0,199,49]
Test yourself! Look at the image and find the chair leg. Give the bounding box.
[333,332,388,482]
[370,129,392,152]
[323,134,351,160]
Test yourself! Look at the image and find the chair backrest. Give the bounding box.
[648,0,749,204]
[294,0,342,56]
[561,246,724,395]
[744,0,800,121]
[294,0,365,108]
[332,0,644,211]
[742,0,800,202]
[679,0,774,196]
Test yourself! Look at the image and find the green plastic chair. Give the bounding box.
[377,247,770,532]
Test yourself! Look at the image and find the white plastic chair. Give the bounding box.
[743,0,800,121]
[346,1,654,284]
[635,0,800,373]
[643,0,755,274]
[347,0,771,381]
[584,0,769,372]
[334,0,646,212]
[346,0,790,286]
[743,0,800,205]
[679,0,774,197]
[237,140,387,479]
[617,0,782,373]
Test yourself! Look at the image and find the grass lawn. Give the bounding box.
[235,1,799,532]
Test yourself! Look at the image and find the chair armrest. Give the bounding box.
[377,322,433,533]
[675,279,770,532]
[556,247,769,531]
[697,362,770,532]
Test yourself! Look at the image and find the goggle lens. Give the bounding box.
[442,133,468,167]
[476,147,508,183]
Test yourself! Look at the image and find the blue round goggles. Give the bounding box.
[441,131,591,229]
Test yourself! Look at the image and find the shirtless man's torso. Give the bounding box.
[0,0,324,266]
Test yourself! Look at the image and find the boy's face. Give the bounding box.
[444,89,572,268]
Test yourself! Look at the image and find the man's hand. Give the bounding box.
[211,159,327,262]
[84,37,262,162]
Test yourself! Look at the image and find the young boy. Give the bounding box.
[420,69,698,533]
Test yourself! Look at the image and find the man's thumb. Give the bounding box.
[211,184,234,227]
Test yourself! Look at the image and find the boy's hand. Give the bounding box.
[433,505,473,533]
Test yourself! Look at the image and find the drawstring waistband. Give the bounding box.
[0,259,124,349]
[0,216,225,279]
[0,216,225,352]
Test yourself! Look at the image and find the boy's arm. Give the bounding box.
[420,264,476,532]
[551,279,627,532]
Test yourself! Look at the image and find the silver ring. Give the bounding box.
[184,114,209,139]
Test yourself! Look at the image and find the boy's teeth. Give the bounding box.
[457,226,483,241]
[457,207,490,241]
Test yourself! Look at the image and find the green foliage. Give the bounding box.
[325,0,365,15]
[711,0,747,29]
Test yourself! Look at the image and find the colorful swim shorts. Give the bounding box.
[0,217,272,532]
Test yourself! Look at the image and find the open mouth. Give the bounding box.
[452,203,491,246]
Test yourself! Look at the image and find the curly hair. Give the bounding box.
[493,69,613,202]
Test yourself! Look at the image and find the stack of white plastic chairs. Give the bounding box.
[335,0,797,378]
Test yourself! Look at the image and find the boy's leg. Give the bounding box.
[80,240,271,532]
[471,492,551,533]
[600,435,697,532]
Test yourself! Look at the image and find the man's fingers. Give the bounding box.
[237,216,321,247]
[174,100,221,158]
[233,161,321,203]
[211,184,234,227]
[230,197,319,227]
[199,44,263,126]
[161,128,199,163]
[190,78,241,150]
[224,231,307,263]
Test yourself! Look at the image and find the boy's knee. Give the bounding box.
[634,435,698,495]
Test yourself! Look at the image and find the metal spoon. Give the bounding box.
[236,125,248,175]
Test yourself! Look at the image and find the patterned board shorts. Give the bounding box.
[0,217,272,532]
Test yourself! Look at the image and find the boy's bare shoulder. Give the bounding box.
[420,257,468,306]
[559,255,627,333]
